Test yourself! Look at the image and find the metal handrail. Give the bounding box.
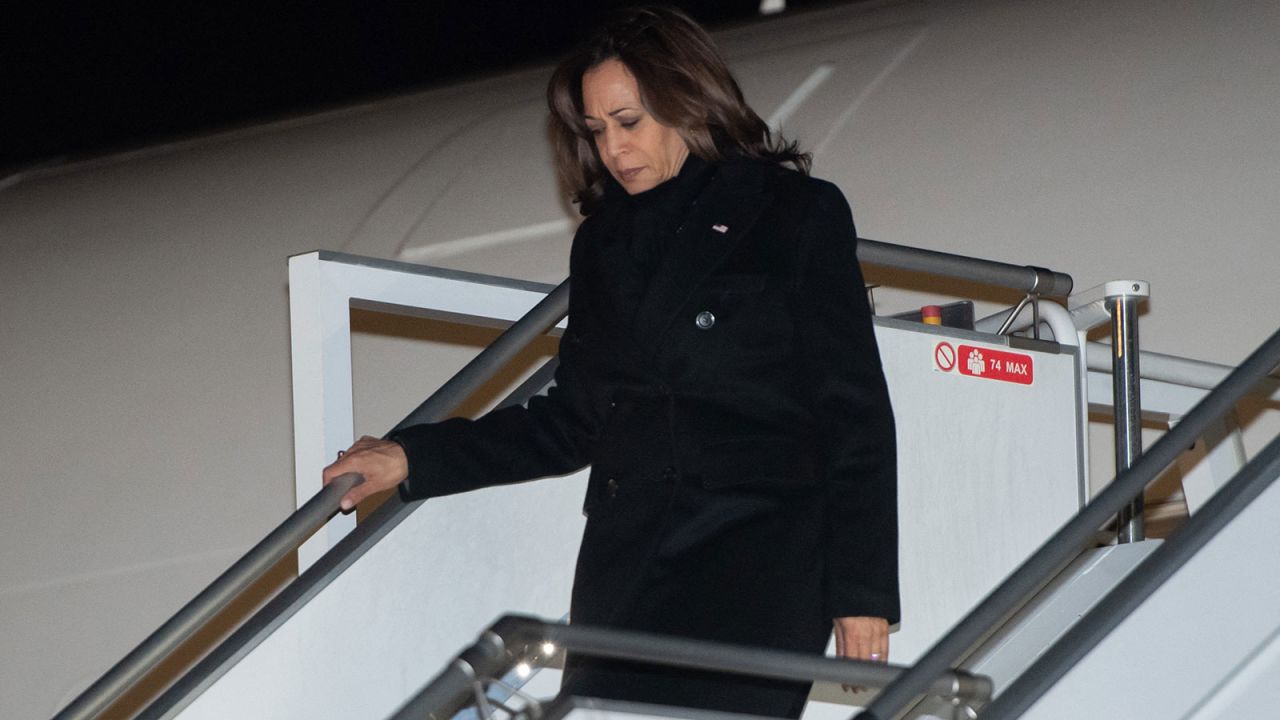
[71,237,1067,718]
[52,473,362,720]
[133,281,571,719]
[389,615,993,720]
[858,325,1280,720]
[857,237,1074,297]
[980,429,1280,718]
[1084,342,1280,399]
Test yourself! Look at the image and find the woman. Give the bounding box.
[324,7,898,717]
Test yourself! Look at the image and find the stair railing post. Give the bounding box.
[1108,281,1150,543]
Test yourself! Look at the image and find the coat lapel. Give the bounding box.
[631,164,772,355]
[574,209,654,371]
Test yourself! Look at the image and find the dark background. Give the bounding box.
[4,1,852,171]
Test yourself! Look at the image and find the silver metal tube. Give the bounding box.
[994,295,1032,336]
[547,622,909,690]
[857,325,1280,720]
[980,430,1280,719]
[53,473,362,720]
[393,616,992,720]
[550,622,991,703]
[975,299,1080,346]
[388,630,513,720]
[1031,294,1041,340]
[856,238,1074,297]
[140,285,570,720]
[1085,342,1280,399]
[1110,295,1144,543]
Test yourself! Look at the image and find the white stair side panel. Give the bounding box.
[1022,470,1280,719]
[968,542,1159,689]
[1183,623,1280,720]
[906,542,1159,719]
[177,473,588,720]
[875,322,1083,666]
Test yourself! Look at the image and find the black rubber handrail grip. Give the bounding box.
[857,237,1073,297]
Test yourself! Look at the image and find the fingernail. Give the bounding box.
[340,499,353,511]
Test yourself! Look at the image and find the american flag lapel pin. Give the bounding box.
[711,224,729,234]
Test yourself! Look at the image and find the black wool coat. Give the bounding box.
[392,158,899,717]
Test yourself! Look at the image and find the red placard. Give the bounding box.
[956,344,1034,385]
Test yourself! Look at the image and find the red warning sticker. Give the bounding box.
[934,341,957,372]
[955,344,1034,385]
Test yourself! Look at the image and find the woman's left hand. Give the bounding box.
[833,615,889,692]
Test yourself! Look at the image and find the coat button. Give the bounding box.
[695,310,716,330]
[607,478,619,498]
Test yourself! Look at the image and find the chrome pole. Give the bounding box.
[1108,282,1149,543]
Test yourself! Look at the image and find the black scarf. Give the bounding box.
[602,154,717,323]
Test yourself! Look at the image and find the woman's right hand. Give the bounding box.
[322,435,409,512]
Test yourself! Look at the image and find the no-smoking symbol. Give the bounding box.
[935,341,957,372]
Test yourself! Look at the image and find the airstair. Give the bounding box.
[54,241,1280,720]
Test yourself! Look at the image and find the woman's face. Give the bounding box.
[582,59,690,194]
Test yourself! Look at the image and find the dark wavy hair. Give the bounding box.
[547,6,811,213]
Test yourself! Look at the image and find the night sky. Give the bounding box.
[5,1,847,172]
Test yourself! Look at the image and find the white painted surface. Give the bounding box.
[288,253,358,566]
[965,542,1160,690]
[1177,414,1248,514]
[1022,460,1280,719]
[287,253,563,568]
[1182,623,1280,720]
[177,474,590,720]
[5,0,1280,716]
[896,541,1161,718]
[876,322,1082,666]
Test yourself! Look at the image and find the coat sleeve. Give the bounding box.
[793,180,900,625]
[388,229,607,501]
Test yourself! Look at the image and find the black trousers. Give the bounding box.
[560,655,811,719]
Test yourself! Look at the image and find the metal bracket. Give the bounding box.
[996,292,1043,339]
[1067,280,1151,334]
